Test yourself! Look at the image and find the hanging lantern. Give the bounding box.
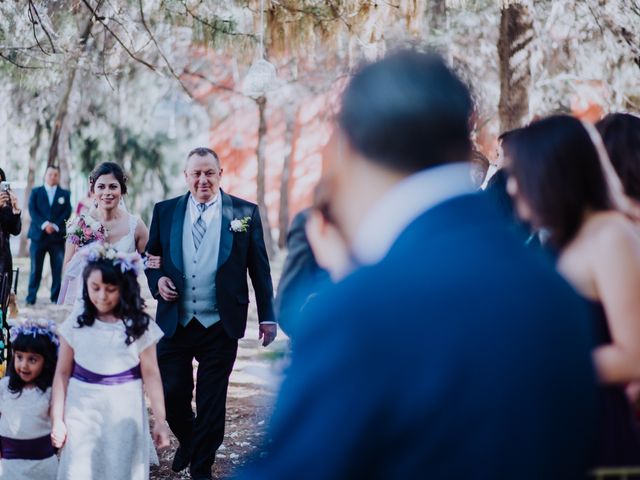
[242,0,277,99]
[242,58,277,98]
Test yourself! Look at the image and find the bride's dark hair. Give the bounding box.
[89,162,128,194]
[77,259,151,344]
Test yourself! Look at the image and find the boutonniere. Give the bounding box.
[230,216,251,233]
[58,196,65,205]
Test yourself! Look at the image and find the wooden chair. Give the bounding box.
[0,268,19,369]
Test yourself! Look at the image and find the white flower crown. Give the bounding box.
[8,317,59,347]
[78,243,145,276]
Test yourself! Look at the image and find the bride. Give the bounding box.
[58,162,159,305]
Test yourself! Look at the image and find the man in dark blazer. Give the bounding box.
[274,208,330,338]
[146,147,276,480]
[238,51,597,479]
[26,165,71,305]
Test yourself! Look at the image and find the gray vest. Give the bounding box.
[180,204,221,328]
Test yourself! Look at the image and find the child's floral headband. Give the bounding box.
[79,243,145,276]
[8,318,60,347]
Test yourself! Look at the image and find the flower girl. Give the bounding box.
[0,318,59,479]
[51,244,169,480]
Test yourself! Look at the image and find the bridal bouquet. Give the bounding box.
[66,215,106,246]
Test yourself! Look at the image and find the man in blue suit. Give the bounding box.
[274,208,330,339]
[26,165,71,305]
[238,51,597,479]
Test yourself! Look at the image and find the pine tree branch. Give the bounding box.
[27,0,57,54]
[181,0,257,40]
[138,0,193,98]
[80,0,158,72]
[182,68,236,92]
[0,51,46,69]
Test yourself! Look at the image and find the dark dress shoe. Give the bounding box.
[191,476,212,480]
[171,445,191,472]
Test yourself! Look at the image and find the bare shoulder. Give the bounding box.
[588,211,640,249]
[135,215,148,230]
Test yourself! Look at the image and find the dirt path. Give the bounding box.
[10,256,288,479]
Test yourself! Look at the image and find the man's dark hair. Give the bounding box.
[505,115,611,250]
[596,113,640,202]
[0,167,5,182]
[338,50,473,173]
[188,147,219,163]
[46,165,60,172]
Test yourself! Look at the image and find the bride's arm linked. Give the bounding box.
[144,204,175,302]
[135,216,161,269]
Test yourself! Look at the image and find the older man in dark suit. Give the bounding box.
[146,147,276,480]
[238,51,597,479]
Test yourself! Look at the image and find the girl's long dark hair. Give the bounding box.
[504,115,612,250]
[596,113,640,203]
[78,259,151,345]
[8,333,58,395]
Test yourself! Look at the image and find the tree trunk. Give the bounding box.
[47,3,102,184]
[255,96,275,257]
[278,107,296,249]
[428,0,447,32]
[497,1,533,133]
[19,120,43,257]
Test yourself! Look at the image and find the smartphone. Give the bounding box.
[0,181,10,192]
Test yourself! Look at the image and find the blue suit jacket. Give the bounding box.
[274,209,330,338]
[145,190,275,339]
[27,185,72,243]
[239,193,597,479]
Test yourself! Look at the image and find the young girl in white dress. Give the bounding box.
[51,245,170,480]
[0,318,59,479]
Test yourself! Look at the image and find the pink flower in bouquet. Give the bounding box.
[66,215,106,247]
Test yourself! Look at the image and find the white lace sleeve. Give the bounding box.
[134,321,164,355]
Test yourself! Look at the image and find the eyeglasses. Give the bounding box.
[186,170,220,180]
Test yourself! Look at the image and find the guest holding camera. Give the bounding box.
[0,167,22,313]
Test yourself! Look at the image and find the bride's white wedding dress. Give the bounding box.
[58,213,139,307]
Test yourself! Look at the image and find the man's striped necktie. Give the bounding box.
[192,202,210,251]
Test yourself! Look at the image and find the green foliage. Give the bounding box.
[79,137,103,174]
[114,128,172,220]
[72,122,172,221]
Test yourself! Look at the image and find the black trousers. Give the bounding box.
[26,239,64,304]
[157,320,238,477]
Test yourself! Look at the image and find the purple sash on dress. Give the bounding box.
[0,434,56,460]
[72,362,142,385]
